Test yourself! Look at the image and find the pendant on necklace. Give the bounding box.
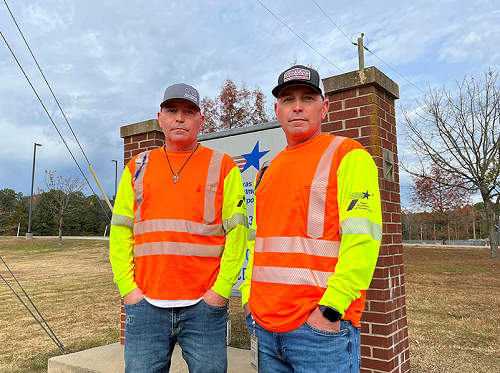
[173,174,179,184]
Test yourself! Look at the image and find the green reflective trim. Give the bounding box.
[248,228,256,241]
[222,213,249,232]
[340,217,382,241]
[111,213,134,227]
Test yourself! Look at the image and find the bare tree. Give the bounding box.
[41,170,86,245]
[402,70,500,259]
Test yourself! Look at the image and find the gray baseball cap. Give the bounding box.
[272,65,325,99]
[160,83,201,111]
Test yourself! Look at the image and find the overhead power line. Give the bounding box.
[311,0,426,94]
[255,0,344,73]
[364,49,426,95]
[0,31,111,223]
[3,0,92,166]
[311,0,352,44]
[2,0,112,220]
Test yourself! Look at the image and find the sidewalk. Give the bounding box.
[48,343,253,373]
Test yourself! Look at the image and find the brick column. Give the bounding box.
[118,119,165,345]
[322,66,410,373]
[121,119,165,165]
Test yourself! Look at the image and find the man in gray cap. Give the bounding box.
[110,83,248,372]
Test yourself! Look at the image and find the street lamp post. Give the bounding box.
[27,143,42,239]
[111,160,118,202]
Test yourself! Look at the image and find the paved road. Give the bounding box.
[6,235,110,240]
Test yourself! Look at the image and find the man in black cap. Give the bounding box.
[110,83,248,372]
[240,65,382,372]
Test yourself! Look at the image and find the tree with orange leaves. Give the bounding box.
[201,77,273,133]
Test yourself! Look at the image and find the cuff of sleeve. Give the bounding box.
[319,287,355,317]
[211,276,234,299]
[239,284,250,307]
[117,279,138,298]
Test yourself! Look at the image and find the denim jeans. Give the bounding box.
[246,313,361,373]
[124,298,228,373]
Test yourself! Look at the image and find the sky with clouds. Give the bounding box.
[1,0,498,208]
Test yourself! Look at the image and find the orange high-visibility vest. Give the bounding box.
[248,134,381,332]
[129,145,231,300]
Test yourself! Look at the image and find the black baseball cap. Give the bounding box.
[272,65,325,98]
[160,83,201,111]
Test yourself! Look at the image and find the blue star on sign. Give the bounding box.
[241,141,269,173]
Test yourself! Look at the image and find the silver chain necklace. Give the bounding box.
[164,144,199,184]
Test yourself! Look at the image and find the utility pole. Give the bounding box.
[472,207,476,240]
[27,143,42,239]
[357,33,365,70]
[111,159,118,202]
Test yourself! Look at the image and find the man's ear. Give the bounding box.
[322,99,329,120]
[157,110,162,127]
[198,114,205,132]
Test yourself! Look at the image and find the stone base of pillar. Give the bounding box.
[25,232,33,239]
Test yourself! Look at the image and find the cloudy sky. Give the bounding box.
[1,0,498,208]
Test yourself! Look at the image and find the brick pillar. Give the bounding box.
[322,66,410,373]
[121,119,165,165]
[118,119,165,345]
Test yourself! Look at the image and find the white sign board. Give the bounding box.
[199,122,287,296]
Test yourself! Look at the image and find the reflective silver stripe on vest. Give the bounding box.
[248,228,257,242]
[222,213,249,232]
[307,136,346,239]
[254,236,340,257]
[252,266,333,288]
[134,151,151,223]
[111,213,134,228]
[134,241,224,258]
[135,219,225,237]
[340,217,382,242]
[204,150,224,224]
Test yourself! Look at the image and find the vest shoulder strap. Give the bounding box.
[255,158,272,191]
[133,150,152,183]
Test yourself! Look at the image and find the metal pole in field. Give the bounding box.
[27,143,42,239]
[111,159,118,201]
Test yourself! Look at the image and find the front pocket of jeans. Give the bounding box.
[201,298,228,311]
[304,321,349,337]
[124,297,147,309]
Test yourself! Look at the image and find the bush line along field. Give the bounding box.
[0,238,499,372]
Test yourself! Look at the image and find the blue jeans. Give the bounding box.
[124,298,228,373]
[246,314,360,373]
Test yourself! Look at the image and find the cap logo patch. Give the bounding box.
[184,87,199,103]
[284,68,310,82]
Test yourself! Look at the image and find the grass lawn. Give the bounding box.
[0,237,499,372]
[404,245,500,372]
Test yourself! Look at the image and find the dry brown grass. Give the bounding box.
[404,244,500,373]
[1,238,499,372]
[0,237,121,372]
